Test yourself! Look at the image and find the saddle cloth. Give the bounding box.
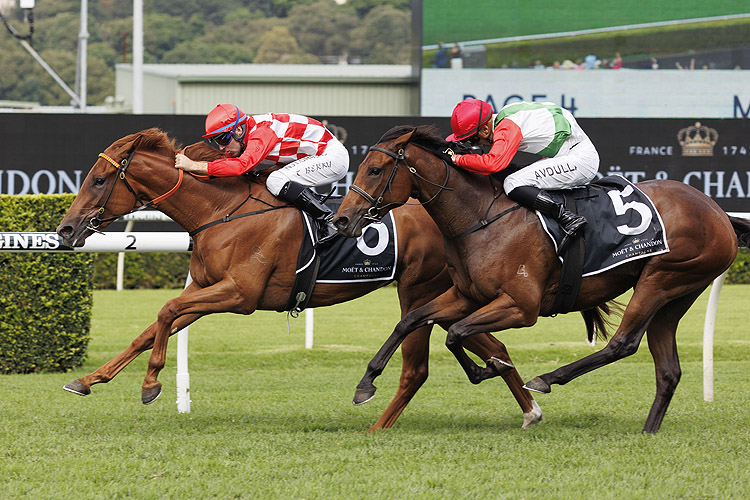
[537,175,669,277]
[297,210,398,284]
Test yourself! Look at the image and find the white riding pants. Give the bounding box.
[503,136,599,193]
[266,139,350,196]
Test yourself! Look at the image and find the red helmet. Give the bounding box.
[446,99,493,141]
[203,104,252,138]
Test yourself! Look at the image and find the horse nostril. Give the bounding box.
[58,226,73,237]
[335,216,349,228]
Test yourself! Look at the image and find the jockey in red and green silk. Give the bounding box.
[175,104,349,246]
[446,99,599,249]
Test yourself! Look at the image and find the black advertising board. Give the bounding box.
[0,114,748,213]
[580,118,750,213]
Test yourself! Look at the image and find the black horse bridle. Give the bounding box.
[349,141,453,223]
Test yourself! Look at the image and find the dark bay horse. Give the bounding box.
[334,125,750,433]
[56,128,542,430]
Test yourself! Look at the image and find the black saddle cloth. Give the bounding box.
[537,175,669,276]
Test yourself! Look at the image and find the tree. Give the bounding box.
[287,0,358,59]
[349,5,411,64]
[346,0,410,17]
[0,0,413,106]
[144,13,204,62]
[253,25,319,64]
[33,12,80,53]
[162,42,256,64]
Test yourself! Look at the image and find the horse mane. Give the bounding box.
[111,128,180,157]
[378,124,449,151]
[183,141,224,162]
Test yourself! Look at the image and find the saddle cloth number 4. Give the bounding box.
[607,185,652,236]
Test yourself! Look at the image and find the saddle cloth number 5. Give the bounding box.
[607,185,652,236]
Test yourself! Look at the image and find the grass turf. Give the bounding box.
[1,285,749,499]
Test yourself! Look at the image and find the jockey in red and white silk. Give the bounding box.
[205,112,349,197]
[184,104,350,246]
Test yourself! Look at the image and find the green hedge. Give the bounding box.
[727,247,750,284]
[93,252,191,289]
[0,195,94,374]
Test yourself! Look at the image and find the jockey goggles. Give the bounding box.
[206,105,247,147]
[209,130,237,147]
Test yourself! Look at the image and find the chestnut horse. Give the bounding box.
[56,128,542,430]
[334,125,750,433]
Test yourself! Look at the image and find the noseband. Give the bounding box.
[350,142,452,223]
[89,148,183,232]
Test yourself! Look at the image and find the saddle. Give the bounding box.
[538,176,669,314]
[285,207,398,315]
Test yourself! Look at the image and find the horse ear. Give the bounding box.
[114,134,143,157]
[394,129,416,149]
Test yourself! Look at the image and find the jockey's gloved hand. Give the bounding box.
[435,147,456,165]
[450,141,483,155]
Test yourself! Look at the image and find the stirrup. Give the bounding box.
[557,219,586,255]
[314,221,339,247]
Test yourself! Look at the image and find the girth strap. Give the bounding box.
[551,192,585,315]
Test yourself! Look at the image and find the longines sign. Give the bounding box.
[0,114,748,212]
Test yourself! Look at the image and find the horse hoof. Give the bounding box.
[63,380,91,396]
[353,386,376,405]
[523,377,551,394]
[487,356,514,375]
[522,400,544,429]
[142,384,162,405]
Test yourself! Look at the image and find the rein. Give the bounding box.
[96,150,289,237]
[350,136,521,239]
[188,182,293,237]
[91,151,183,231]
[350,142,452,223]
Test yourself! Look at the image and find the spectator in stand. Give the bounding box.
[675,58,695,70]
[650,57,659,69]
[533,60,545,69]
[450,43,463,68]
[434,42,449,68]
[583,54,597,69]
[610,52,622,69]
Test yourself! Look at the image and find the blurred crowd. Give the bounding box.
[532,52,624,70]
[433,45,741,70]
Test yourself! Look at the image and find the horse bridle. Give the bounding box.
[88,146,183,232]
[350,141,452,223]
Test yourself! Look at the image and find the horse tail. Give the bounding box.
[729,215,750,248]
[581,300,624,343]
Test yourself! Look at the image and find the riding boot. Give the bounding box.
[278,181,339,246]
[508,186,587,254]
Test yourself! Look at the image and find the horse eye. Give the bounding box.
[369,167,383,176]
[94,177,106,186]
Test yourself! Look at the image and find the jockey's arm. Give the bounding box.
[207,126,279,177]
[174,154,208,174]
[454,120,523,174]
